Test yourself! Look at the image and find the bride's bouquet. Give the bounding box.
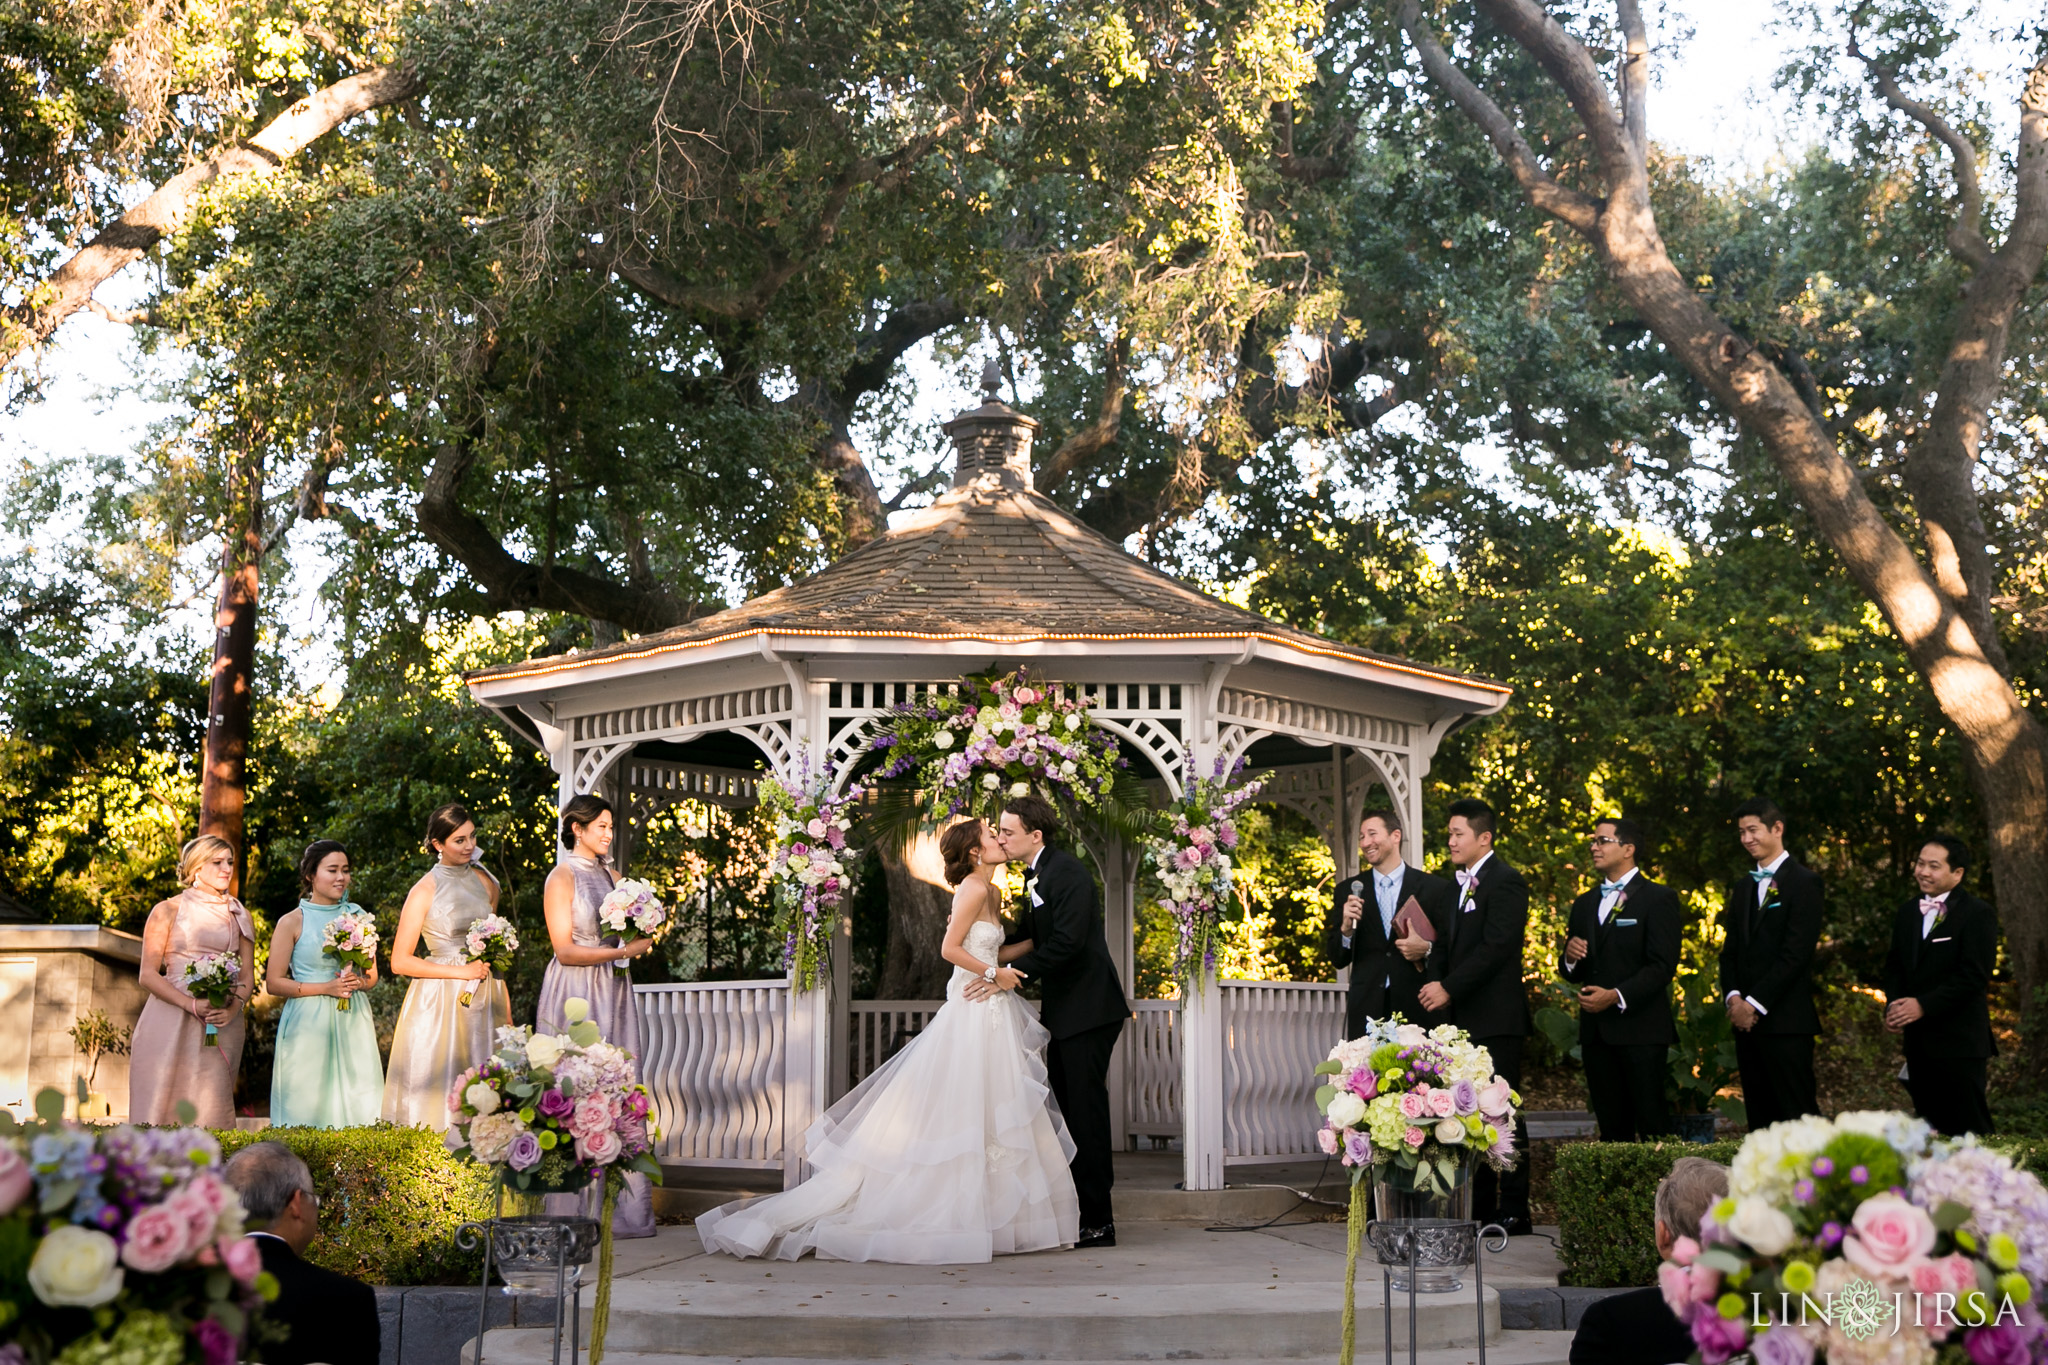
[177,953,240,1045]
[597,881,665,976]
[459,915,518,1007]
[319,910,377,1011]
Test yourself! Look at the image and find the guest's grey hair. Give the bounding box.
[224,1141,316,1222]
[1654,1156,1730,1243]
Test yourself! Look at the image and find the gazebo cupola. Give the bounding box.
[466,368,1509,1192]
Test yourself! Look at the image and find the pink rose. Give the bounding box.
[1478,1079,1513,1113]
[119,1204,191,1273]
[1911,1255,1974,1296]
[1398,1093,1427,1120]
[1317,1127,1340,1155]
[1014,687,1037,704]
[164,1187,218,1250]
[219,1235,262,1286]
[1427,1089,1457,1119]
[1688,1264,1721,1303]
[1690,1301,1749,1365]
[1669,1236,1700,1266]
[0,1145,30,1216]
[1347,1068,1379,1101]
[1402,1126,1427,1148]
[573,1096,613,1138]
[1842,1193,1936,1279]
[1658,1263,1693,1317]
[577,1129,623,1165]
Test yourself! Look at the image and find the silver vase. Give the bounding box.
[1371,1158,1476,1293]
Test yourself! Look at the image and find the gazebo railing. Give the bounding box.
[1220,980,1345,1161]
[846,999,946,1088]
[635,980,787,1168]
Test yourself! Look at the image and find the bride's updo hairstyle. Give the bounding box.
[940,821,985,887]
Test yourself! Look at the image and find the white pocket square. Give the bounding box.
[1030,890,1044,907]
[1929,936,1952,943]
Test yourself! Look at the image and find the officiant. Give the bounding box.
[1558,817,1681,1141]
[1323,807,1453,1039]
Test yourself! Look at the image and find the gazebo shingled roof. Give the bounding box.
[468,393,1504,698]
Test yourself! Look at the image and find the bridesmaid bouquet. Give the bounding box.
[444,999,661,1196]
[177,953,240,1046]
[2,1087,270,1365]
[319,911,377,1011]
[459,915,519,1008]
[596,881,665,976]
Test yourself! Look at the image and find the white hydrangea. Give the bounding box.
[1729,1114,1841,1203]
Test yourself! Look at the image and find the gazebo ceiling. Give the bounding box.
[467,385,1506,711]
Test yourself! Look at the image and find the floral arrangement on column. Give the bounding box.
[1658,1112,2048,1365]
[760,758,857,993]
[1313,1021,1521,1365]
[1,1088,271,1365]
[445,999,661,1365]
[1142,755,1263,990]
[870,667,1122,821]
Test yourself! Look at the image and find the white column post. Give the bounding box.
[1101,834,1134,1151]
[1182,678,1227,1190]
[828,910,852,1103]
[781,669,833,1187]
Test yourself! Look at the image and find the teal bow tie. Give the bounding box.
[1600,881,1626,895]
[1749,868,1776,883]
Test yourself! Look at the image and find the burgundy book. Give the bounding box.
[1392,897,1435,943]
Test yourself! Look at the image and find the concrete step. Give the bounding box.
[466,1328,1571,1365]
[467,1277,1499,1360]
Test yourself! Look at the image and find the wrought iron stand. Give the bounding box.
[1366,1219,1509,1365]
[456,1214,600,1365]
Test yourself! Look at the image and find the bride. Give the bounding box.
[694,818,1081,1262]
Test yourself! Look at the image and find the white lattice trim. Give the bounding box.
[1214,689,1410,749]
[572,742,636,795]
[568,685,794,745]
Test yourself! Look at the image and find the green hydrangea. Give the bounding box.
[1366,1094,1409,1149]
[54,1310,184,1365]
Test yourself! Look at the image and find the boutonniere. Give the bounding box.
[1762,887,1781,911]
[1932,904,1949,931]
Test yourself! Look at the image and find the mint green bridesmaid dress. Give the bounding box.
[270,900,387,1128]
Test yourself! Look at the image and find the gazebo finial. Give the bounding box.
[980,357,1003,404]
[945,357,1041,491]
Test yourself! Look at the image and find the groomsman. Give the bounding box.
[1883,833,1998,1136]
[1558,818,1681,1141]
[1717,798,1823,1128]
[1324,808,1452,1038]
[1419,798,1531,1235]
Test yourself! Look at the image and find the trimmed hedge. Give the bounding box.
[215,1124,494,1286]
[1556,1134,2048,1288]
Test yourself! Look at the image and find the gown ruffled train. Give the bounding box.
[695,920,1079,1263]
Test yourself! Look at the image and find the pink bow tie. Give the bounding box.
[1920,897,1945,915]
[1456,869,1478,888]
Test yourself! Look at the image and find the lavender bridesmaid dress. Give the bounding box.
[536,853,656,1237]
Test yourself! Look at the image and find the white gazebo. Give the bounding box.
[465,373,1509,1192]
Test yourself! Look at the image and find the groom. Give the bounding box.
[974,794,1131,1249]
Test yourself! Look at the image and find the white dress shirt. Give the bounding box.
[1729,852,1791,1016]
[1565,867,1636,1010]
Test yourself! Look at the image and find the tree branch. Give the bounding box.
[1,64,421,366]
[1392,0,1603,235]
[416,425,707,634]
[1038,332,1132,491]
[1616,0,1649,161]
[1849,32,1993,271]
[1472,0,1642,195]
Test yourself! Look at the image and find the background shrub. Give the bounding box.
[216,1125,492,1285]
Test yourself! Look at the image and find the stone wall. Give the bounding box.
[0,926,148,1118]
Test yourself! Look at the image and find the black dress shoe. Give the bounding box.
[1492,1215,1534,1237]
[1076,1225,1117,1249]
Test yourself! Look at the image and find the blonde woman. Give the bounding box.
[130,835,257,1126]
[380,803,511,1130]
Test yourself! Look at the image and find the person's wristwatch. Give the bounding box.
[983,966,999,984]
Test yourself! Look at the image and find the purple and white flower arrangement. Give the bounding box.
[1143,755,1264,989]
[596,881,665,976]
[1659,1111,2048,1365]
[1313,1020,1521,1196]
[761,758,857,992]
[871,667,1121,821]
[0,1091,270,1365]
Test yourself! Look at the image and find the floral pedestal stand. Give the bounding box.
[458,1193,602,1365]
[1355,1218,1507,1365]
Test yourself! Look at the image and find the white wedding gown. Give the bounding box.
[695,919,1080,1262]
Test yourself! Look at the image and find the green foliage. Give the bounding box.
[214,1125,492,1285]
[1668,973,1744,1124]
[1554,1139,1741,1287]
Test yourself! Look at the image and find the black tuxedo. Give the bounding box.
[1324,865,1453,1038]
[1717,857,1824,1127]
[1008,845,1130,1231]
[1425,853,1530,1223]
[250,1234,380,1365]
[1557,872,1681,1141]
[1883,888,1998,1135]
[1568,1286,1694,1365]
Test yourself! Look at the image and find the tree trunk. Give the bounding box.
[875,832,956,999]
[198,451,265,891]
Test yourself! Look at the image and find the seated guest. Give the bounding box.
[224,1141,380,1365]
[1568,1156,1729,1365]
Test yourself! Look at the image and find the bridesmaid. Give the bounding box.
[538,795,657,1236]
[131,836,256,1127]
[380,804,511,1130]
[266,840,385,1127]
